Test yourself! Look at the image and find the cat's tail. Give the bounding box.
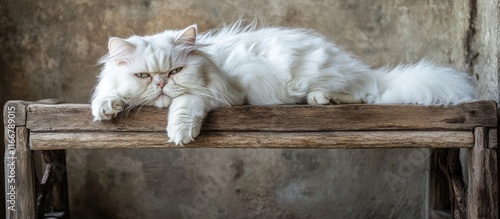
[368,60,476,105]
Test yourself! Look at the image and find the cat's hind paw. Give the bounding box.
[91,98,124,121]
[307,91,331,105]
[307,91,363,105]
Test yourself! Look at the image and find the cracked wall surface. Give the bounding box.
[2,0,497,218]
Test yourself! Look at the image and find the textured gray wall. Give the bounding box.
[2,0,495,218]
[0,0,470,104]
[471,1,500,101]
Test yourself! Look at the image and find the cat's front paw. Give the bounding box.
[166,121,202,146]
[91,98,124,121]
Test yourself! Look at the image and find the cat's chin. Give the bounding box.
[152,95,172,108]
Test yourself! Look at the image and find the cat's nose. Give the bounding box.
[157,81,166,88]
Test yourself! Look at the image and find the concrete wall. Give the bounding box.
[2,0,496,218]
[471,1,500,101]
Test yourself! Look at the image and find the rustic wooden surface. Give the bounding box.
[26,101,498,132]
[4,127,37,219]
[4,101,37,219]
[3,101,29,126]
[4,100,499,219]
[29,131,474,150]
[489,128,498,149]
[468,127,498,218]
[37,150,69,219]
[439,149,467,219]
[429,149,452,219]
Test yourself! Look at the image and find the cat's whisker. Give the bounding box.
[204,93,231,106]
[121,95,150,116]
[196,87,233,106]
[181,85,233,106]
[187,88,232,106]
[133,104,148,117]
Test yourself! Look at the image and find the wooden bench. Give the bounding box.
[3,100,498,219]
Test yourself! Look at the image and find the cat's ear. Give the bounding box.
[108,37,136,65]
[174,24,197,46]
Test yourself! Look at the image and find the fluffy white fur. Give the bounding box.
[91,22,476,145]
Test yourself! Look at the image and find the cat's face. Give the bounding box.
[99,25,202,108]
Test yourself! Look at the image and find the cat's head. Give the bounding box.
[94,24,207,108]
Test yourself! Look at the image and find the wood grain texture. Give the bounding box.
[29,131,473,150]
[25,101,497,132]
[468,127,498,219]
[444,149,466,219]
[3,101,29,126]
[429,150,452,219]
[16,101,500,218]
[4,127,36,219]
[489,128,498,149]
[37,150,69,219]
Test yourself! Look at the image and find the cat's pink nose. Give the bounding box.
[157,82,166,88]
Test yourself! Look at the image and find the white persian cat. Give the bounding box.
[91,22,475,145]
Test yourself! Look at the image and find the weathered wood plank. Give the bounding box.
[443,149,466,219]
[489,128,497,149]
[429,149,452,219]
[468,127,498,219]
[29,131,473,150]
[25,101,498,132]
[37,150,69,218]
[5,127,36,219]
[3,101,29,126]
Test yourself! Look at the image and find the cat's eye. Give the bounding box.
[135,73,151,78]
[169,67,183,75]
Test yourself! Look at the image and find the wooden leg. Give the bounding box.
[429,149,452,219]
[468,127,498,218]
[4,101,35,219]
[4,127,37,219]
[432,149,466,219]
[37,150,69,219]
